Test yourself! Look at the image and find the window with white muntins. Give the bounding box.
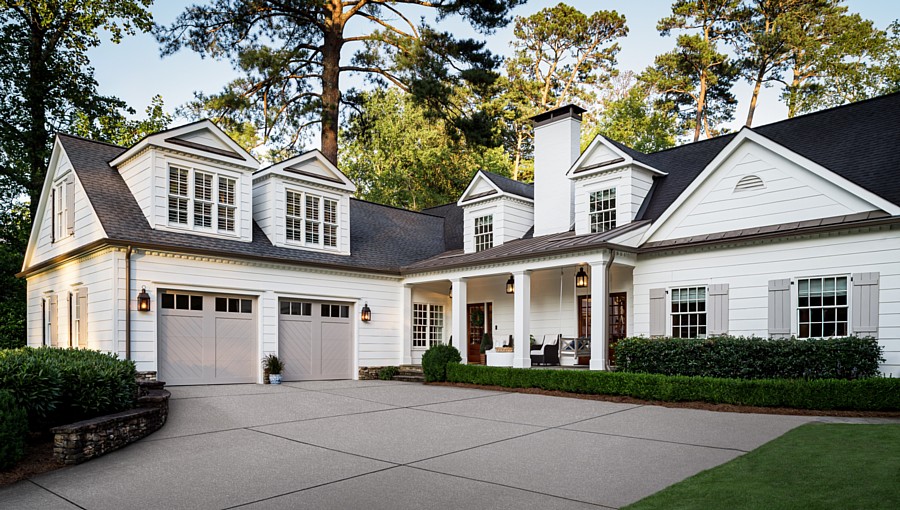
[285,189,339,249]
[797,276,848,338]
[168,165,238,234]
[671,287,707,338]
[589,188,616,233]
[217,177,236,232]
[413,303,444,348]
[474,215,493,252]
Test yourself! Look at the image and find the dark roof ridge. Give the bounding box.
[752,90,900,133]
[56,132,127,150]
[644,131,737,156]
[349,197,446,219]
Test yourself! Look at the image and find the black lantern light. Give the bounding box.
[360,302,372,322]
[137,286,151,312]
[575,267,589,288]
[505,274,515,294]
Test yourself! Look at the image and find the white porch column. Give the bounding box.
[513,270,532,368]
[589,260,609,371]
[401,284,413,365]
[451,278,468,364]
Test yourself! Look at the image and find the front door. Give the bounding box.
[467,303,492,364]
[578,295,591,338]
[609,293,627,364]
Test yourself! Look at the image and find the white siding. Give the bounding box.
[463,201,499,254]
[26,250,117,353]
[650,141,879,241]
[30,149,106,266]
[534,116,580,236]
[581,142,621,167]
[462,197,534,253]
[632,227,900,376]
[116,150,154,223]
[500,199,534,243]
[176,129,235,152]
[252,177,275,243]
[573,166,652,235]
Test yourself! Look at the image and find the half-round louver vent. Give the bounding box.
[734,174,765,192]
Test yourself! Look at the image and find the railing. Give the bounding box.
[559,336,590,359]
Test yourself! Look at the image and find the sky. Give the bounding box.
[88,0,900,150]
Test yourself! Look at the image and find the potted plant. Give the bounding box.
[262,354,285,385]
[480,332,493,364]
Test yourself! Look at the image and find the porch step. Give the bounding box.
[393,365,425,382]
[392,374,425,382]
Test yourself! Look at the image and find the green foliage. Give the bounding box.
[0,389,27,470]
[446,364,900,411]
[378,366,399,380]
[615,336,884,380]
[589,86,678,153]
[71,95,173,147]
[0,192,29,350]
[0,347,137,431]
[261,354,285,375]
[480,333,493,354]
[340,88,510,210]
[421,344,462,383]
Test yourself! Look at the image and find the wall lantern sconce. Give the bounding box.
[360,302,372,322]
[137,286,151,312]
[505,274,515,294]
[575,267,589,288]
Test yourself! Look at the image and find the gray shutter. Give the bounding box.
[50,188,56,243]
[708,284,730,336]
[649,288,666,337]
[768,279,791,338]
[49,295,58,347]
[67,292,73,347]
[65,174,75,236]
[77,288,88,348]
[852,273,879,338]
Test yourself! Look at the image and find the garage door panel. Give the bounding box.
[159,315,204,385]
[279,318,314,381]
[320,321,352,380]
[214,316,256,382]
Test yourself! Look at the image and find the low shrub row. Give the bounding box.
[0,389,27,470]
[445,364,900,411]
[422,344,461,382]
[0,347,137,431]
[615,336,883,380]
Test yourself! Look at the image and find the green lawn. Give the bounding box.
[624,423,900,510]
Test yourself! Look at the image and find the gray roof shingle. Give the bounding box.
[480,170,534,199]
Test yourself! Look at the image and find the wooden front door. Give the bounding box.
[577,295,591,338]
[609,293,627,364]
[467,303,492,364]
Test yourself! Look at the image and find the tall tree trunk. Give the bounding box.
[320,8,343,166]
[694,71,707,142]
[745,66,766,127]
[787,67,801,118]
[26,30,49,218]
[512,128,524,181]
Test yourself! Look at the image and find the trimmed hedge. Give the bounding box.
[615,336,883,380]
[446,364,900,411]
[421,344,462,382]
[0,347,137,430]
[0,389,27,470]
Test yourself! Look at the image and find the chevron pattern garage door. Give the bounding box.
[159,292,257,385]
[279,300,352,381]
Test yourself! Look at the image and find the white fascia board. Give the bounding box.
[22,138,64,270]
[457,170,503,206]
[257,150,357,193]
[567,134,632,177]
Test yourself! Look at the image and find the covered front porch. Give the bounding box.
[402,250,635,370]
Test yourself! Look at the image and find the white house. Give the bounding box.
[19,94,900,384]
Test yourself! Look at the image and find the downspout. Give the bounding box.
[125,246,132,361]
[604,248,616,370]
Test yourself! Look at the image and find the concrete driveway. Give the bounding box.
[2,380,820,509]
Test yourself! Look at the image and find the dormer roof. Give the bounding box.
[255,150,357,193]
[457,170,533,206]
[569,134,666,178]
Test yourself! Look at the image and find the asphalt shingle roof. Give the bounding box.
[481,170,534,199]
[421,202,464,250]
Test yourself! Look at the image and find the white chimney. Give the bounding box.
[532,105,585,237]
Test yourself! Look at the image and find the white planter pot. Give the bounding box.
[269,374,283,385]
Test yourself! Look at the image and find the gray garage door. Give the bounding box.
[279,299,353,381]
[159,291,257,385]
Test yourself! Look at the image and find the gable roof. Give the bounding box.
[45,134,448,274]
[636,92,900,221]
[480,171,534,200]
[255,150,357,192]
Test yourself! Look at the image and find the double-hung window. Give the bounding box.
[168,165,238,234]
[305,195,320,244]
[323,198,338,247]
[168,167,189,225]
[285,190,303,241]
[217,177,236,232]
[285,189,340,249]
[797,276,848,338]
[194,172,213,228]
[413,304,444,348]
[474,215,493,252]
[671,287,707,338]
[589,188,616,233]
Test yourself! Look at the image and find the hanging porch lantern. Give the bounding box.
[575,267,589,288]
[360,302,372,322]
[505,274,515,294]
[137,286,151,312]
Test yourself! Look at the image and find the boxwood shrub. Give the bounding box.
[0,389,27,470]
[615,336,883,380]
[0,347,137,430]
[421,344,462,382]
[446,364,900,411]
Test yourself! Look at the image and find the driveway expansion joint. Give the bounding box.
[27,480,89,510]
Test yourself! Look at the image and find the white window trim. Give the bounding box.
[589,187,617,233]
[667,285,709,339]
[790,274,852,338]
[52,178,70,241]
[474,214,493,252]
[166,163,241,236]
[283,186,341,251]
[412,302,445,349]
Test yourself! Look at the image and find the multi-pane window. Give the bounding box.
[413,304,444,348]
[321,304,350,318]
[161,292,204,311]
[589,188,616,233]
[215,297,252,314]
[323,198,338,247]
[671,287,707,338]
[217,177,236,232]
[280,300,312,316]
[168,167,189,224]
[798,276,848,338]
[305,195,320,244]
[194,172,213,228]
[286,190,303,242]
[474,215,493,252]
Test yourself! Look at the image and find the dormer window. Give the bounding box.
[474,215,493,252]
[168,164,238,234]
[168,167,189,225]
[589,188,616,233]
[217,177,236,232]
[194,172,213,228]
[285,189,339,250]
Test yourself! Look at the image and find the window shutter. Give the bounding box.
[77,288,89,348]
[649,288,666,337]
[67,292,73,347]
[768,279,791,338]
[50,188,56,243]
[708,284,730,336]
[65,174,75,236]
[852,273,879,338]
[49,295,58,347]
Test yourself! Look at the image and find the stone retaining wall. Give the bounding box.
[358,366,382,380]
[50,382,170,465]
